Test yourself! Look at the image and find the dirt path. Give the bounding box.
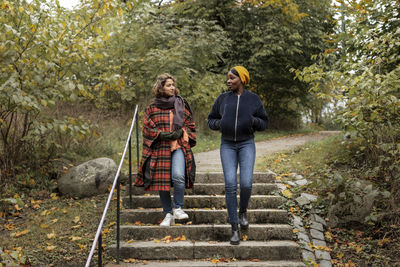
[194,131,341,172]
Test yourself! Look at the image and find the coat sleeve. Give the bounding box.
[252,96,268,131]
[207,95,222,131]
[142,107,161,149]
[183,105,196,147]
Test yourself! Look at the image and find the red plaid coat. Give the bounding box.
[135,102,196,191]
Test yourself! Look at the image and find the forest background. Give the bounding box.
[1,0,399,266]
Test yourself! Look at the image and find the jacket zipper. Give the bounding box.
[234,95,240,141]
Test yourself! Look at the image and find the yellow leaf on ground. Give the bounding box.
[153,239,160,243]
[78,244,87,250]
[62,208,67,214]
[47,231,56,239]
[211,259,219,264]
[73,216,80,223]
[14,204,22,211]
[325,231,333,240]
[50,193,59,200]
[5,224,15,230]
[127,239,135,243]
[41,210,50,216]
[46,245,56,252]
[123,258,136,263]
[242,235,248,241]
[12,229,29,237]
[173,235,186,241]
[70,236,82,242]
[40,224,50,229]
[293,229,298,234]
[282,189,292,198]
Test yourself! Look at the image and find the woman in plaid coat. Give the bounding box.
[135,73,196,226]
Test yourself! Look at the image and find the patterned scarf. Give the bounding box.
[153,95,185,130]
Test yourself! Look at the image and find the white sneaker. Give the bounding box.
[160,213,175,227]
[173,208,189,220]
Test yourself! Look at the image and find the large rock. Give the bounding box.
[58,157,117,198]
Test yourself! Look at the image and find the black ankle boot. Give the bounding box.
[230,223,240,245]
[239,210,249,230]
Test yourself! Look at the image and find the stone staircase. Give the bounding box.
[110,172,304,266]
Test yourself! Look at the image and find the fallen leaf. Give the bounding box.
[46,245,56,252]
[73,216,80,224]
[47,231,56,239]
[61,208,67,214]
[71,225,81,229]
[282,189,292,198]
[293,229,298,234]
[14,204,22,211]
[153,239,160,243]
[40,224,50,229]
[12,229,29,237]
[70,236,82,242]
[242,235,248,241]
[77,244,87,250]
[5,224,15,230]
[127,239,135,243]
[162,235,172,243]
[249,259,260,262]
[51,218,58,224]
[41,210,51,216]
[123,258,136,263]
[325,231,333,241]
[50,193,59,200]
[173,235,187,241]
[211,259,219,264]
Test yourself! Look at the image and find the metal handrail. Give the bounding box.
[85,105,139,267]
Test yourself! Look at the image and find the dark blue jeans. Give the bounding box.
[220,138,256,224]
[159,149,186,214]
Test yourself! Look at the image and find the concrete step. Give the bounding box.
[109,240,302,261]
[128,172,277,185]
[120,224,294,241]
[122,195,283,209]
[194,172,277,183]
[106,260,305,267]
[121,209,289,225]
[131,183,279,196]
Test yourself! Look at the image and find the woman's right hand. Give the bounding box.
[158,129,183,140]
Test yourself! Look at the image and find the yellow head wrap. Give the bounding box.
[232,66,250,86]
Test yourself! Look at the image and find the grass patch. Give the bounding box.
[0,192,117,266]
[255,132,339,175]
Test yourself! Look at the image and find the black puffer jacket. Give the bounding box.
[208,90,268,141]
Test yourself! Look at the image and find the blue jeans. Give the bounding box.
[159,149,186,214]
[220,138,256,224]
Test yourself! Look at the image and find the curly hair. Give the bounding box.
[152,73,180,97]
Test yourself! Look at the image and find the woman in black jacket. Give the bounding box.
[208,66,268,245]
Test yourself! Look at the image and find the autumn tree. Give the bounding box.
[0,0,136,192]
[170,0,335,128]
[295,0,400,222]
